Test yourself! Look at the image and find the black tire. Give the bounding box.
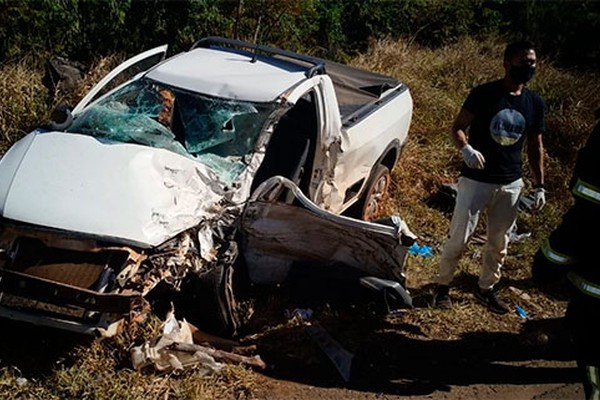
[178,264,239,338]
[347,164,391,221]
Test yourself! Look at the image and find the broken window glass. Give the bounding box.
[68,78,277,184]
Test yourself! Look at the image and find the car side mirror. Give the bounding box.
[47,103,73,131]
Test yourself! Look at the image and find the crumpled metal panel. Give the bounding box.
[241,176,415,284]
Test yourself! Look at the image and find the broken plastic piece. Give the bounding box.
[509,223,531,243]
[418,245,433,257]
[305,322,354,382]
[285,308,313,320]
[515,305,528,319]
[408,243,433,257]
[359,276,413,310]
[408,243,419,254]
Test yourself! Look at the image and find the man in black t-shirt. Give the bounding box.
[433,41,546,314]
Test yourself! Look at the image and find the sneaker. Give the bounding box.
[434,285,452,309]
[475,288,509,314]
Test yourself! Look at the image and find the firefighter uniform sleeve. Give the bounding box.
[533,110,600,285]
[532,207,581,284]
[570,113,600,196]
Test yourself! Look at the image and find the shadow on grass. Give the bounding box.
[347,326,576,396]
[244,268,577,397]
[0,319,93,376]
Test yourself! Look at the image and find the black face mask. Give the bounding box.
[509,65,535,84]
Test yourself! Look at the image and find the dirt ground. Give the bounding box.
[252,335,582,400]
[255,372,582,400]
[0,259,583,400]
[237,269,584,400]
[0,276,584,400]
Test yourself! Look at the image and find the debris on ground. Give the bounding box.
[408,242,433,257]
[305,321,354,383]
[285,308,314,321]
[130,311,265,373]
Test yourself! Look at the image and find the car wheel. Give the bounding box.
[178,263,239,338]
[357,164,391,221]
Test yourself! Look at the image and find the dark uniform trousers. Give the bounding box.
[532,113,600,400]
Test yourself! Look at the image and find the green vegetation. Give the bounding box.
[1,0,599,66]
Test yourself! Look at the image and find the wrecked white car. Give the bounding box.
[0,37,414,337]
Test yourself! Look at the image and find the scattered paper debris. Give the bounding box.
[130,311,265,373]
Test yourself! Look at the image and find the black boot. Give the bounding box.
[434,284,452,309]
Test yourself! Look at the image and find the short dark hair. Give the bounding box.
[504,40,536,61]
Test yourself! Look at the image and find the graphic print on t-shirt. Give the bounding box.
[488,108,526,146]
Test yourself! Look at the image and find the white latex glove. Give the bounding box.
[532,187,546,210]
[462,144,485,169]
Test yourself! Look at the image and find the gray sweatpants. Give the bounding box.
[435,176,523,290]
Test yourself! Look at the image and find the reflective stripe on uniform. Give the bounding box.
[573,178,600,205]
[541,238,577,265]
[587,365,600,400]
[568,272,600,299]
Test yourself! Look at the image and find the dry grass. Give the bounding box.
[0,36,599,398]
[0,60,47,152]
[0,316,259,400]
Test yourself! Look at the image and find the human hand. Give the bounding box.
[462,144,485,169]
[532,187,546,210]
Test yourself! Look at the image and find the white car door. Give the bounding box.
[241,176,416,285]
[72,45,169,115]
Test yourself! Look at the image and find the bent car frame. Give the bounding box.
[0,37,414,337]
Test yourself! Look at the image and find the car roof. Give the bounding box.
[145,47,309,102]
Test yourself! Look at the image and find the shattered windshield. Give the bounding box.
[68,78,277,184]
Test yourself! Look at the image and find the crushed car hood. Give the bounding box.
[0,131,228,247]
